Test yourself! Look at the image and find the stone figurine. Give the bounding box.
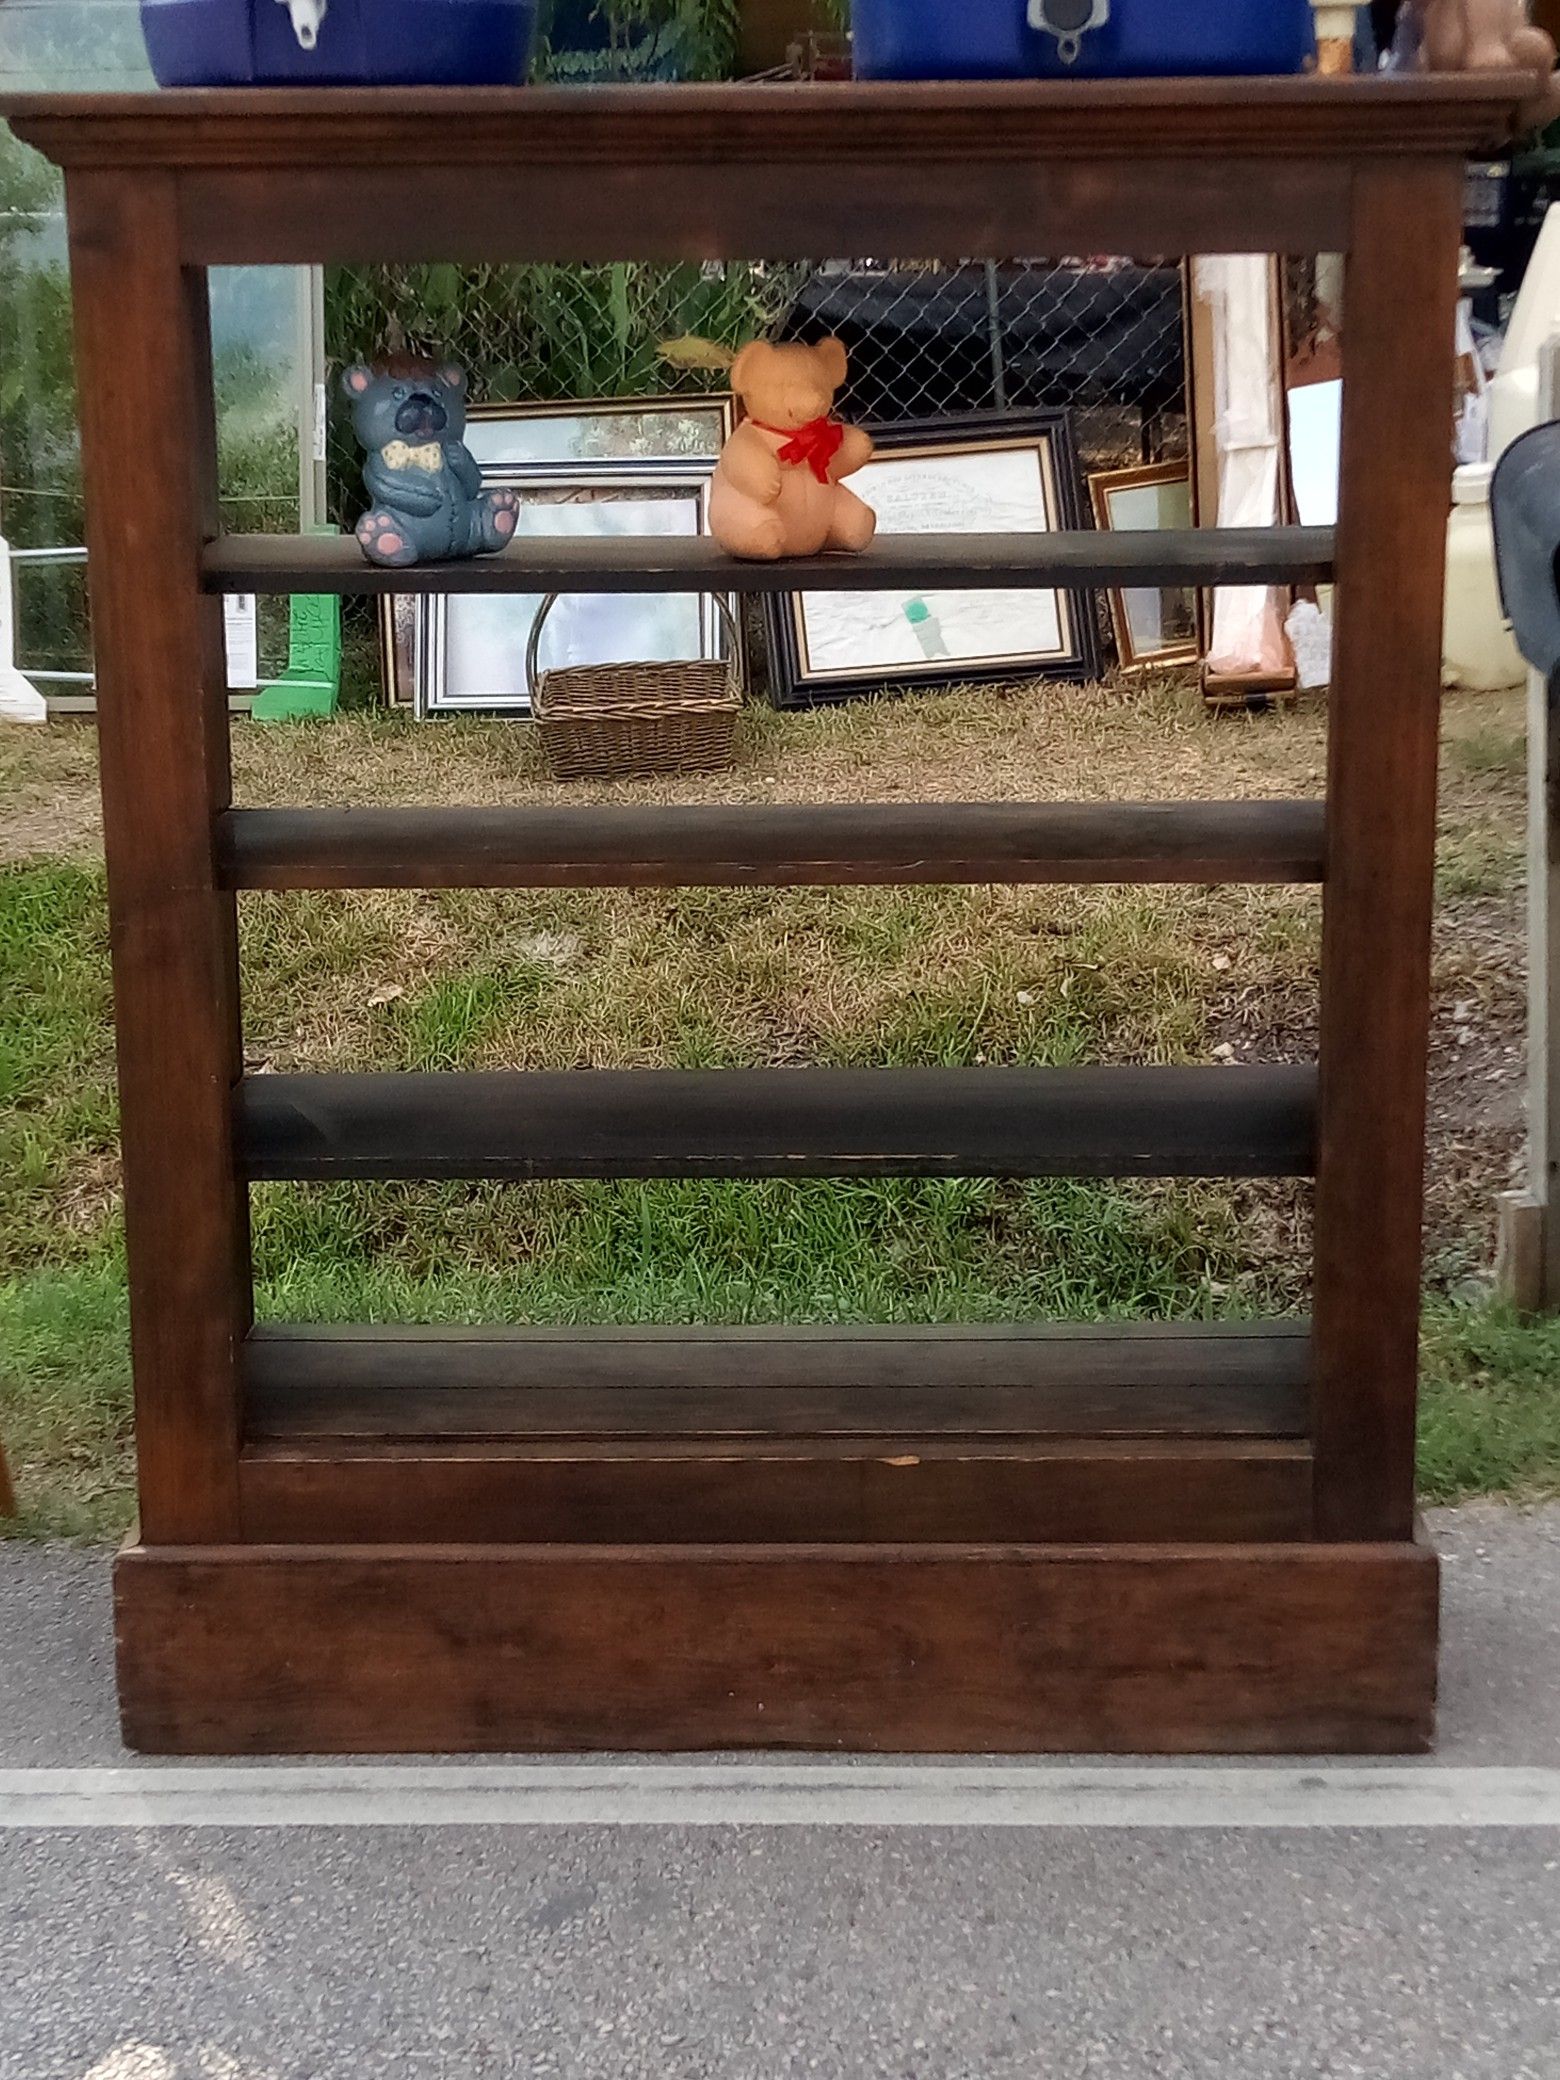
[709,338,876,561]
[343,359,519,568]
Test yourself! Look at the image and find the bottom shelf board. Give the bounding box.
[116,1537,1439,1756]
[239,1320,1317,1546]
[237,1435,1313,1547]
[244,1318,1314,1442]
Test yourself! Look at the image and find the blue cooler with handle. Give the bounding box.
[140,0,539,85]
[853,0,1316,80]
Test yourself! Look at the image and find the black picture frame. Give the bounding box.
[764,409,1098,708]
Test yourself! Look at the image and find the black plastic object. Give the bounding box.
[1492,421,1560,678]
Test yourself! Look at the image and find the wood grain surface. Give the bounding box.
[115,1536,1440,1755]
[219,801,1328,891]
[202,528,1337,596]
[244,1319,1312,1440]
[66,172,249,1543]
[238,1065,1320,1182]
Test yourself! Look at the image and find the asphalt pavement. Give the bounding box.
[3,1504,1559,2080]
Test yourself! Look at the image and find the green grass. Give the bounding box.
[394,962,558,1071]
[0,1263,130,1538]
[0,850,1305,1534]
[1446,719,1527,784]
[0,863,117,1274]
[2,689,1555,1536]
[1436,826,1526,901]
[247,1175,1259,1326]
[1419,1303,1560,1505]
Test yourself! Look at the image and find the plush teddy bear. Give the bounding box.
[1406,0,1555,76]
[709,338,876,562]
[343,359,520,569]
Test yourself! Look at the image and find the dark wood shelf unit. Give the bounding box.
[203,525,1337,595]
[8,74,1528,1754]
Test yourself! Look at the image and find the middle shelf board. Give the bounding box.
[220,800,1328,891]
[238,1063,1318,1183]
[204,527,1337,597]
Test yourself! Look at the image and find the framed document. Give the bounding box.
[766,410,1097,707]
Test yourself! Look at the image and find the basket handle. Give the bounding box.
[525,590,743,696]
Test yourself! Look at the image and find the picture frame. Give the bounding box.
[1087,461,1199,672]
[380,392,737,714]
[1284,335,1343,533]
[461,392,735,475]
[764,410,1097,708]
[382,472,729,716]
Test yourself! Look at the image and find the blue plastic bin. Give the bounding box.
[139,0,539,86]
[852,0,1315,80]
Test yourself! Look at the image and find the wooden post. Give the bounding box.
[65,171,249,1542]
[1312,160,1464,1541]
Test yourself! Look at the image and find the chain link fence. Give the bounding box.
[326,256,1190,513]
[326,255,1195,697]
[7,105,1324,708]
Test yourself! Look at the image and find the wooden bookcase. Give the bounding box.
[4,76,1535,1754]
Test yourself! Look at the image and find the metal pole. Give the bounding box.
[0,537,47,720]
[296,264,327,531]
[984,262,1008,412]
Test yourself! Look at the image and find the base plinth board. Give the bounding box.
[115,1538,1439,1757]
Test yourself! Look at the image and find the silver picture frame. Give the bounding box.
[461,393,735,475]
[379,393,736,716]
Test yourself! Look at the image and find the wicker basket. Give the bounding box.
[528,592,741,781]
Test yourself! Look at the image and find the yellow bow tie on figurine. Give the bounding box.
[382,438,445,473]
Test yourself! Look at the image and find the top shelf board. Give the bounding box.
[2,77,1539,266]
[2,76,1539,165]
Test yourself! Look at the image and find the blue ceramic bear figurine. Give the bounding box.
[343,359,519,568]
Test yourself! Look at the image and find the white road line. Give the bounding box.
[2,1763,1560,1830]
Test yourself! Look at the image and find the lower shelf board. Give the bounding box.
[240,1320,1315,1544]
[238,1439,1314,1555]
[115,1537,1439,1756]
[237,1437,1312,1545]
[244,1318,1313,1439]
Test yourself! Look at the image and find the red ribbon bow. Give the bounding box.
[749,415,846,485]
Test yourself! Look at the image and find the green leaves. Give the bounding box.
[323,257,796,449]
[607,264,633,355]
[422,262,463,315]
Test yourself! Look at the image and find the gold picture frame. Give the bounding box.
[1087,461,1200,674]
